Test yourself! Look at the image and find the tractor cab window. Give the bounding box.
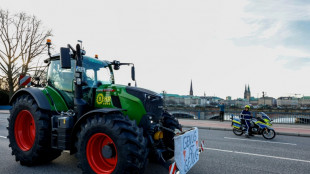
[46,57,112,108]
[47,59,75,107]
[47,60,75,92]
[83,57,112,87]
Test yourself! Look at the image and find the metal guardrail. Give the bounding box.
[169,110,310,124]
[2,106,309,124]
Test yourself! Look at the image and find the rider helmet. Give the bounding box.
[245,105,250,109]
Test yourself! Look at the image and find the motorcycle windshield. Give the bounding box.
[260,112,271,122]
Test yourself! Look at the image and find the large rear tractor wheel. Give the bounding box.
[162,112,182,161]
[75,114,148,174]
[7,94,62,166]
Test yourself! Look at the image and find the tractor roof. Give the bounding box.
[44,53,111,66]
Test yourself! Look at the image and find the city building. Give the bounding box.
[258,97,276,106]
[162,81,224,107]
[277,97,298,108]
[299,96,310,107]
[164,94,184,106]
[163,93,223,107]
[249,97,259,106]
[224,98,249,108]
[162,82,310,109]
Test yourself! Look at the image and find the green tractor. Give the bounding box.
[7,40,182,173]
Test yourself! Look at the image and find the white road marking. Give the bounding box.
[224,137,297,146]
[206,147,310,163]
[0,135,7,139]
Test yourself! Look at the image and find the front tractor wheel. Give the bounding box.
[76,114,147,174]
[162,112,182,161]
[7,94,62,166]
[87,133,118,173]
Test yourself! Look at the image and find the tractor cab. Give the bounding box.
[46,55,114,108]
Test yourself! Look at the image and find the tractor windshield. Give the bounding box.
[83,56,113,87]
[47,57,113,91]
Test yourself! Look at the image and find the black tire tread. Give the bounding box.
[7,94,62,166]
[75,114,148,174]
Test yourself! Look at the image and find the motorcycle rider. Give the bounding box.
[241,105,253,137]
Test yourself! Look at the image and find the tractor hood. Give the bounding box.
[126,86,159,97]
[126,86,163,122]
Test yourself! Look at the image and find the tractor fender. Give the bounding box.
[9,87,51,111]
[70,108,125,153]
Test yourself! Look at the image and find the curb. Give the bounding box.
[182,125,310,138]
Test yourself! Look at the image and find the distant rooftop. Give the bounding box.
[160,93,223,100]
[163,93,180,97]
[236,98,247,101]
[259,96,274,99]
[250,97,258,101]
[278,96,298,100]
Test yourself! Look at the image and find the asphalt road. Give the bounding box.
[1,113,310,174]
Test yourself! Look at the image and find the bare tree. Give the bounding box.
[0,9,52,97]
[29,60,48,86]
[0,77,9,91]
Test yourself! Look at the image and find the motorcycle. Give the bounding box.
[231,112,276,140]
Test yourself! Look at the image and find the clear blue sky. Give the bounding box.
[2,0,310,99]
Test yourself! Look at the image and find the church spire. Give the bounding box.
[248,84,250,92]
[190,80,193,96]
[244,84,247,99]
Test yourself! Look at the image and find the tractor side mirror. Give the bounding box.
[113,60,120,70]
[60,47,71,69]
[131,66,135,81]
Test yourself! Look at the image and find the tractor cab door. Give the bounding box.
[47,59,75,108]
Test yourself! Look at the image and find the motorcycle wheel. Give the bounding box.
[262,129,276,140]
[233,128,243,136]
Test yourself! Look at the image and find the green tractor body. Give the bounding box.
[7,41,182,173]
[41,55,156,125]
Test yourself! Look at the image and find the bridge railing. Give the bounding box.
[168,110,310,124]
